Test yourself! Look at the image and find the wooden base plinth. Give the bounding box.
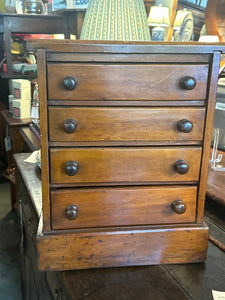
[37,223,209,271]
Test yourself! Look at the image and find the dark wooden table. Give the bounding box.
[19,126,40,151]
[14,153,225,300]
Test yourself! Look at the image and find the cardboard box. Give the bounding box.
[12,99,31,119]
[10,79,31,100]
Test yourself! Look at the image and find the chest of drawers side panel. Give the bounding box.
[197,51,221,223]
[37,49,51,232]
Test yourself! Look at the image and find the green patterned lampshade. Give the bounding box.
[80,0,151,41]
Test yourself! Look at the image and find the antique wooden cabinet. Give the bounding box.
[37,41,225,271]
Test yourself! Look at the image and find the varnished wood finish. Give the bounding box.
[47,64,208,101]
[1,110,32,126]
[50,147,202,184]
[49,107,206,143]
[48,100,207,107]
[37,223,209,271]
[37,50,51,232]
[51,186,197,230]
[19,127,40,151]
[14,153,225,299]
[36,40,225,54]
[197,52,221,223]
[37,42,225,271]
[47,52,211,63]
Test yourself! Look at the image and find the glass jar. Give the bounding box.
[23,0,45,14]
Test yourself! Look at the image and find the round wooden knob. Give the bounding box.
[171,200,186,214]
[65,205,79,220]
[174,160,189,174]
[180,76,196,90]
[65,161,79,176]
[64,119,77,134]
[63,76,77,90]
[177,119,193,133]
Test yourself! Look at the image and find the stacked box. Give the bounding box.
[12,99,31,119]
[11,79,31,100]
[9,79,31,119]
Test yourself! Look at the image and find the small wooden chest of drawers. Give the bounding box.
[37,42,225,271]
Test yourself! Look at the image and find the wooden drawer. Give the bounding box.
[47,64,208,101]
[51,186,197,229]
[48,107,206,143]
[50,147,202,185]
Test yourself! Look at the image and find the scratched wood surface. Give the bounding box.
[51,185,197,229]
[48,107,206,143]
[47,63,208,101]
[14,153,225,300]
[50,147,202,185]
[36,43,225,271]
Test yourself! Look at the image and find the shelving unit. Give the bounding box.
[0,12,85,208]
[0,12,84,78]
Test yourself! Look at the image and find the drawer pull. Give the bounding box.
[64,119,77,134]
[171,200,186,214]
[63,76,77,90]
[180,76,196,90]
[174,160,189,174]
[65,205,79,220]
[65,161,80,176]
[177,119,193,133]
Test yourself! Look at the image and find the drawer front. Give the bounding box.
[47,64,208,101]
[51,186,197,229]
[49,107,206,142]
[50,147,202,184]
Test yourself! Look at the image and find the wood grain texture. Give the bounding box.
[50,147,202,184]
[51,186,197,230]
[47,63,208,101]
[48,107,206,143]
[38,40,225,55]
[16,151,225,299]
[28,39,225,56]
[36,42,225,270]
[60,264,190,300]
[37,50,51,231]
[48,100,207,107]
[165,242,225,300]
[197,52,221,223]
[19,127,40,151]
[44,52,211,63]
[37,223,209,271]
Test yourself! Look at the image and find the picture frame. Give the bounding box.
[179,0,207,10]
